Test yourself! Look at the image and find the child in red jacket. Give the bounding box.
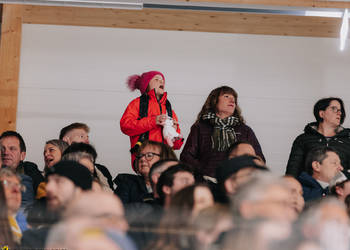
[120,71,183,171]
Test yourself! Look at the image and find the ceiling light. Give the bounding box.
[0,0,143,10]
[340,9,349,51]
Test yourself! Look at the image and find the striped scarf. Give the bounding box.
[8,215,22,243]
[202,112,240,151]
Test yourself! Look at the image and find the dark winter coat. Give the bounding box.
[180,120,265,177]
[21,226,51,249]
[95,163,114,190]
[17,161,44,196]
[286,122,350,177]
[114,174,153,204]
[298,172,329,202]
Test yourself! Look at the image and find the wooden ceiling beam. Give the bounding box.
[174,0,350,9]
[22,5,341,38]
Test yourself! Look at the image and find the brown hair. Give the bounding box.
[44,139,69,173]
[196,86,245,124]
[0,182,17,249]
[145,184,205,250]
[59,122,90,140]
[45,139,69,154]
[139,141,177,159]
[0,168,21,182]
[135,141,177,173]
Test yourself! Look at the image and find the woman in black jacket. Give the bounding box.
[114,140,177,204]
[286,97,350,177]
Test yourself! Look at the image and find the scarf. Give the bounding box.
[202,112,240,151]
[8,215,22,243]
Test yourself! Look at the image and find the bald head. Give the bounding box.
[64,191,128,232]
[46,217,135,250]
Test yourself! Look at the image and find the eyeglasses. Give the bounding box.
[1,180,26,192]
[329,106,342,113]
[136,152,161,161]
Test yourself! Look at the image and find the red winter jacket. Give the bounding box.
[120,89,183,170]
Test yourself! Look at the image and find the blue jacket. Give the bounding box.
[298,172,329,202]
[16,211,28,233]
[20,174,35,210]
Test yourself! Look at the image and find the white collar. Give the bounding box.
[316,179,329,189]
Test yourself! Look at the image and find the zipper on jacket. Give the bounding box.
[156,89,165,144]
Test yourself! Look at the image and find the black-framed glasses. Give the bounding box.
[136,152,161,161]
[1,180,26,192]
[329,106,342,113]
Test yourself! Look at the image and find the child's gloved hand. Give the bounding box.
[156,114,167,126]
[163,116,182,147]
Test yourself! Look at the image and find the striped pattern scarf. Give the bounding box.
[8,215,22,243]
[202,112,240,151]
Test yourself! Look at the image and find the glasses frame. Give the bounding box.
[1,179,26,192]
[328,106,342,113]
[136,152,161,161]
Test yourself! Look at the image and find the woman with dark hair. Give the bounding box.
[180,86,265,178]
[114,140,178,204]
[0,182,17,249]
[286,97,350,177]
[171,183,214,217]
[146,184,214,250]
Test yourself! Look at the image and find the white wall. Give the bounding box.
[16,24,350,178]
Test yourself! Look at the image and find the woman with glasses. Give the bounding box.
[114,140,177,204]
[180,86,265,178]
[286,97,350,177]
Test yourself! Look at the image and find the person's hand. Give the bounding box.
[172,120,178,130]
[156,114,167,126]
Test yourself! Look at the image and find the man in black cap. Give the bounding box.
[45,160,93,212]
[21,161,93,249]
[215,155,268,203]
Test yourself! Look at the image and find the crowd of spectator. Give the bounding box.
[1,72,350,250]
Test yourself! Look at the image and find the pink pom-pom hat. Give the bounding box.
[126,71,165,94]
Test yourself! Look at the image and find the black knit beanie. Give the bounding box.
[47,160,93,190]
[216,155,268,184]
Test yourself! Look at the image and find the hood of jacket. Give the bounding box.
[303,122,350,138]
[147,88,168,105]
[298,171,320,187]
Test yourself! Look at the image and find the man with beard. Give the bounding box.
[21,160,92,249]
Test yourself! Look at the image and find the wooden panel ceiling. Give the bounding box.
[22,4,342,38]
